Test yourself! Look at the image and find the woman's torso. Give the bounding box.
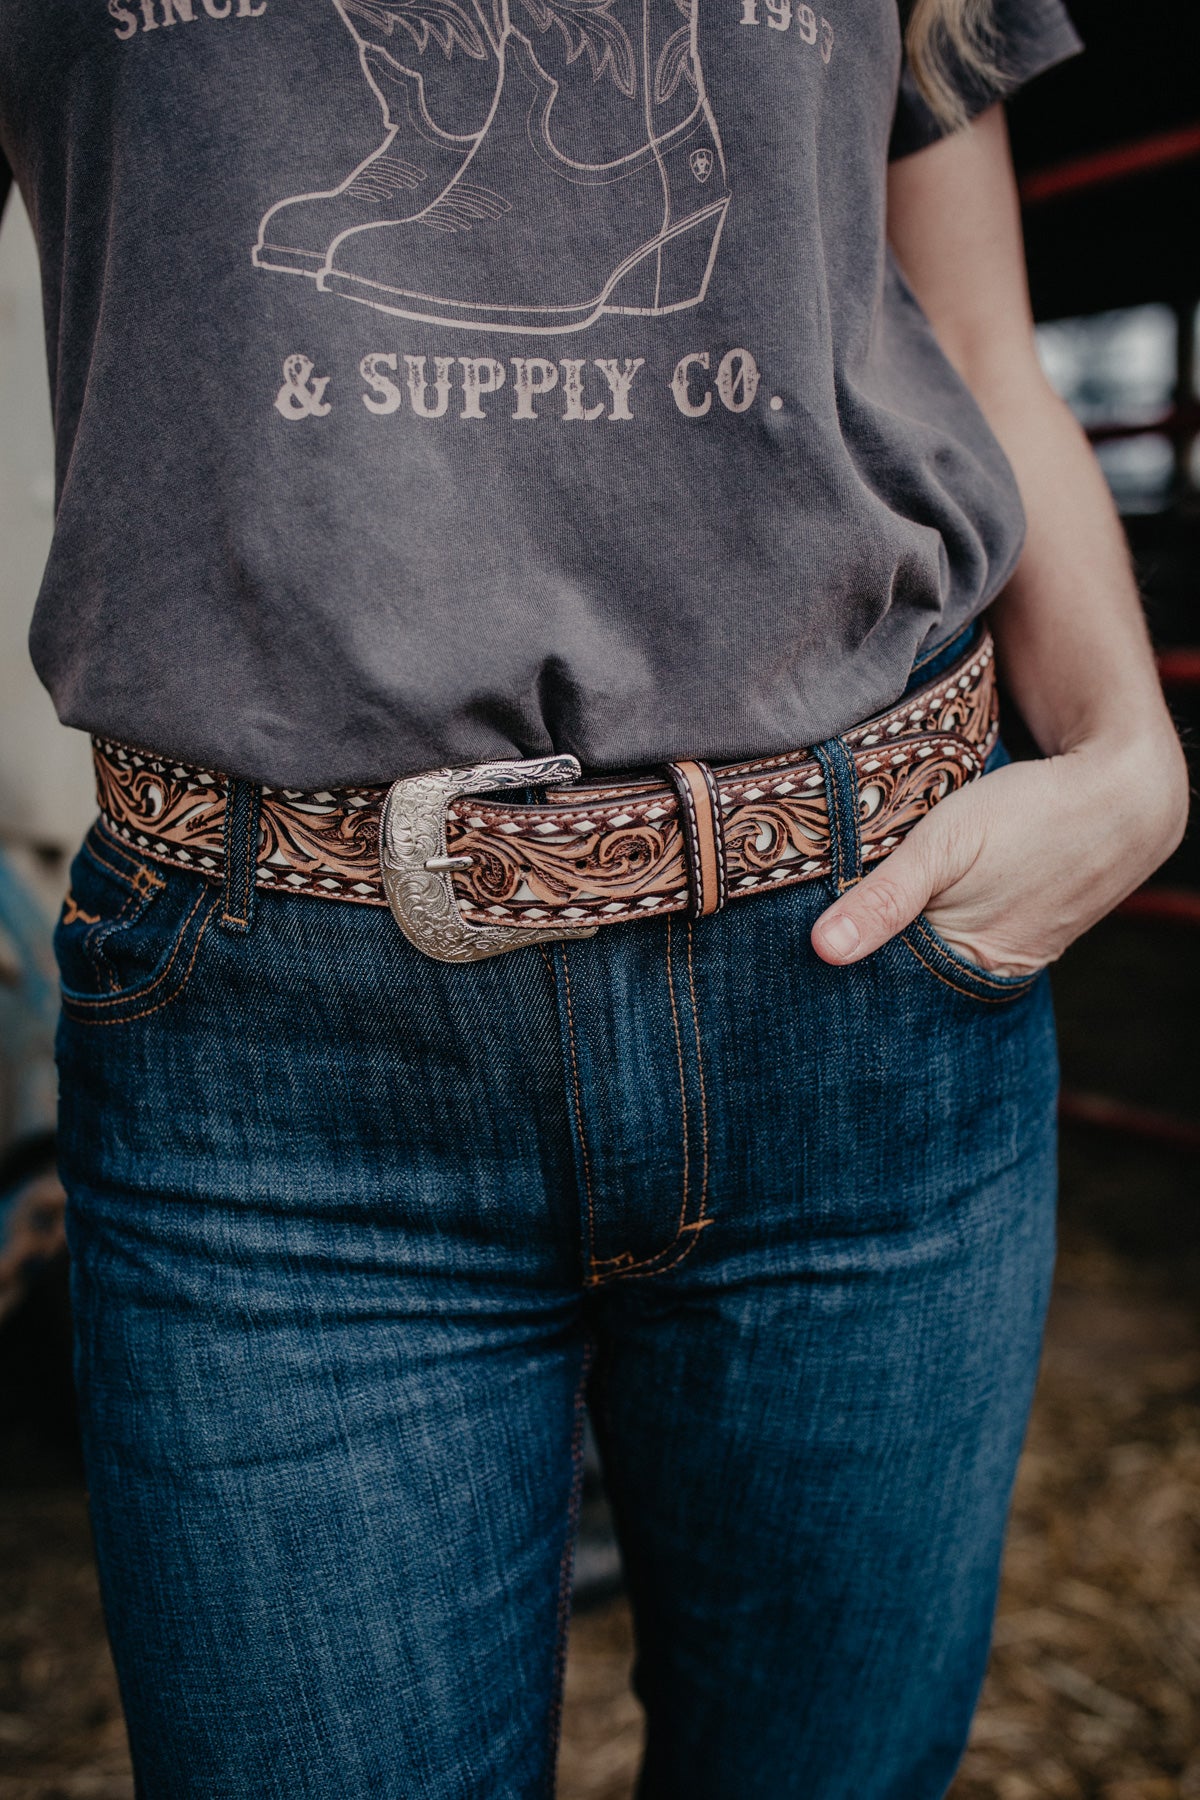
[0,0,1075,786]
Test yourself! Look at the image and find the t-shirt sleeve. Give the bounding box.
[889,0,1083,161]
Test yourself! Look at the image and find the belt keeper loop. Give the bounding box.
[665,759,727,919]
[813,739,862,896]
[219,778,262,935]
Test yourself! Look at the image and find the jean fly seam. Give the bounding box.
[558,947,598,1276]
[663,913,690,1239]
[589,1220,713,1285]
[685,918,710,1216]
[545,1339,594,1796]
[587,916,712,1286]
[586,921,691,1280]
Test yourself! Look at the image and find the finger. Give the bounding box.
[811,813,952,964]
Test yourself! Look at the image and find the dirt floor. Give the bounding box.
[1,916,1199,1798]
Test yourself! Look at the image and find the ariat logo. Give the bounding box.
[689,148,713,184]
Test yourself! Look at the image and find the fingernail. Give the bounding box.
[820,915,860,959]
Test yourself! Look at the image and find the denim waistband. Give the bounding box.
[904,618,986,700]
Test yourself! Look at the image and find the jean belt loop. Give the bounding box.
[813,737,863,897]
[219,778,262,935]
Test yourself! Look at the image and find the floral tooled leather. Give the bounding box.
[92,632,997,923]
[92,748,386,903]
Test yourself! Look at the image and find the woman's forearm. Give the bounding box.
[969,358,1188,846]
[970,355,1184,769]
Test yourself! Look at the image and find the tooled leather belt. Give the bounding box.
[90,629,998,960]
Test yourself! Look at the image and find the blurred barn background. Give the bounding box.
[1,0,1198,1793]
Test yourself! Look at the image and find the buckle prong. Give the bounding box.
[380,754,598,963]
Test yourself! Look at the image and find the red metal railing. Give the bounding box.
[1018,122,1200,206]
[1058,1092,1200,1156]
[1017,110,1200,1154]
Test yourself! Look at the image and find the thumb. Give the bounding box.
[811,827,941,965]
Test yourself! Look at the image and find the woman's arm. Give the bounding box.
[812,103,1189,975]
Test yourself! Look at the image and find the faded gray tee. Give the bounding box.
[0,0,1080,786]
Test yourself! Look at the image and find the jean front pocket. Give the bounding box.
[898,912,1045,1006]
[55,824,219,1025]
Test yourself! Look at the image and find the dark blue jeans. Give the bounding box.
[55,718,1058,1798]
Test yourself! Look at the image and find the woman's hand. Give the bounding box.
[812,731,1189,976]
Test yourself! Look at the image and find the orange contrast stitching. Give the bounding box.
[898,933,1036,1006]
[587,918,691,1279]
[85,822,142,876]
[88,879,148,992]
[84,827,164,891]
[61,901,218,1026]
[78,827,165,990]
[60,891,212,1012]
[907,917,1038,995]
[585,1221,714,1287]
[61,895,100,927]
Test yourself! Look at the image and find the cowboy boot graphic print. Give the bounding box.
[253,0,505,277]
[322,0,729,331]
[256,0,731,331]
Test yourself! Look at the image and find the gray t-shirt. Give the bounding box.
[0,0,1079,787]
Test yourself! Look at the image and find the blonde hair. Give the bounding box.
[905,0,1003,130]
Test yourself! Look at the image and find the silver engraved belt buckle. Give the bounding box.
[379,754,599,963]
